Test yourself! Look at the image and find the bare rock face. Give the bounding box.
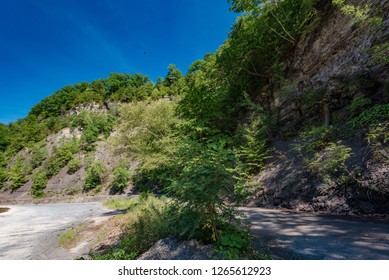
[137,237,213,260]
[278,0,389,131]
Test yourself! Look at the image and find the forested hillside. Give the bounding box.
[0,0,388,259]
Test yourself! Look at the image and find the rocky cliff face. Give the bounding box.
[254,0,389,215]
[277,0,388,130]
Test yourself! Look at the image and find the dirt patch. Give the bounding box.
[0,207,9,214]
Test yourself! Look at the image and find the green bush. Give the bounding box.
[366,122,389,162]
[93,195,172,260]
[8,157,28,190]
[30,144,48,169]
[0,167,7,189]
[166,139,245,243]
[294,125,335,158]
[348,96,372,117]
[67,158,82,174]
[214,223,257,260]
[31,170,48,198]
[235,114,270,175]
[71,111,116,151]
[110,166,131,194]
[348,104,389,131]
[308,141,352,183]
[45,138,80,177]
[84,159,106,190]
[0,152,7,189]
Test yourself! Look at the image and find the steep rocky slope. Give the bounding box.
[252,0,389,215]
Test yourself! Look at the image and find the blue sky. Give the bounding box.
[0,0,238,124]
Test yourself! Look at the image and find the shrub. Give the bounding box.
[93,195,172,260]
[84,159,106,190]
[45,138,80,177]
[308,141,352,183]
[214,223,258,260]
[71,111,116,151]
[368,42,389,66]
[347,104,389,131]
[8,157,28,190]
[67,158,82,174]
[235,114,271,175]
[366,122,389,162]
[31,170,48,198]
[293,125,335,157]
[110,166,131,194]
[0,167,7,189]
[30,144,48,169]
[348,96,372,117]
[166,139,245,243]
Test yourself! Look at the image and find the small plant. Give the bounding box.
[308,141,352,183]
[84,159,106,190]
[59,223,86,248]
[332,0,383,27]
[368,42,389,66]
[67,158,82,174]
[31,170,48,198]
[348,96,372,117]
[110,166,131,194]
[71,111,117,151]
[347,104,389,131]
[235,114,271,175]
[366,122,389,162]
[293,125,334,157]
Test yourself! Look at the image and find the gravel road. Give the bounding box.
[0,202,113,260]
[242,207,389,260]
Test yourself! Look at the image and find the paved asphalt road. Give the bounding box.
[1,203,388,260]
[0,203,113,260]
[241,207,389,260]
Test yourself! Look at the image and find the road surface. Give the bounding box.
[241,207,389,260]
[1,203,388,260]
[0,202,114,260]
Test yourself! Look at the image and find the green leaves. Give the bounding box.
[110,166,131,194]
[84,159,106,190]
[166,138,243,242]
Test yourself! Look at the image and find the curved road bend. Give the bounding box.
[241,207,389,260]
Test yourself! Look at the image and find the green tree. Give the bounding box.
[164,64,182,87]
[166,139,245,242]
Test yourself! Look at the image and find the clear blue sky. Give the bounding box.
[0,0,238,124]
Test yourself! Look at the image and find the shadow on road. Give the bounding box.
[241,208,389,260]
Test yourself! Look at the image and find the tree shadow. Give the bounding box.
[240,207,389,260]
